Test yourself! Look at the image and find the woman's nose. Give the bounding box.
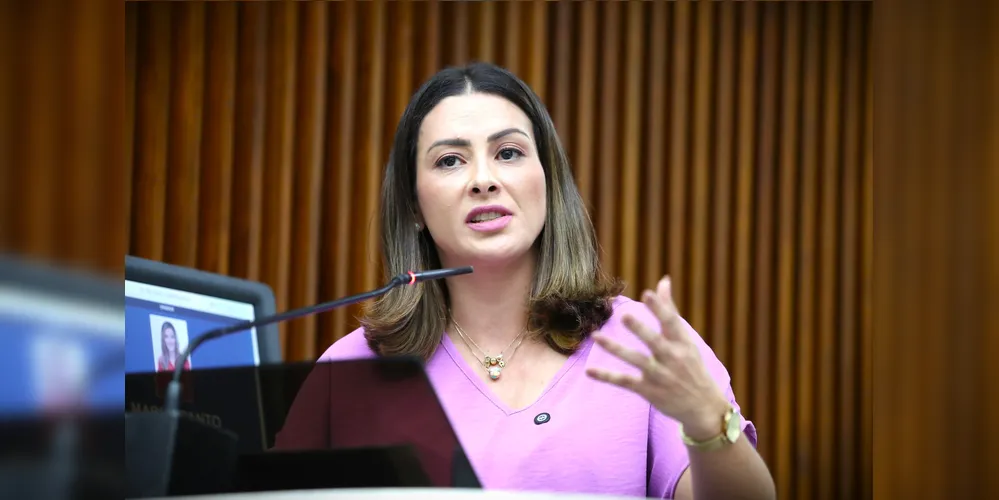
[470,183,498,194]
[469,161,500,195]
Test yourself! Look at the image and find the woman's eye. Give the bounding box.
[435,155,463,168]
[497,148,523,161]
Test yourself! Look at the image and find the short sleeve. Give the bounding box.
[317,327,378,362]
[646,316,758,499]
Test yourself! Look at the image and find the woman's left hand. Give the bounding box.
[586,276,731,440]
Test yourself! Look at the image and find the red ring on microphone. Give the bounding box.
[407,271,417,285]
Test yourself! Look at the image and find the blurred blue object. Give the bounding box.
[0,255,123,418]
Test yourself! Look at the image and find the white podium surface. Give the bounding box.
[156,488,655,500]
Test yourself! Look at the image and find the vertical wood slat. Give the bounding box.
[65,0,105,268]
[22,2,62,260]
[34,4,63,258]
[921,3,953,495]
[987,17,999,492]
[321,0,359,349]
[471,2,495,63]
[860,18,874,496]
[286,1,329,362]
[413,0,440,89]
[125,3,874,496]
[917,5,952,494]
[688,0,714,335]
[0,0,12,248]
[837,4,866,497]
[46,0,70,259]
[500,1,522,76]
[816,4,844,500]
[4,6,28,248]
[667,0,692,310]
[524,0,547,103]
[775,4,803,498]
[796,4,824,498]
[730,1,758,426]
[571,1,597,210]
[102,0,127,274]
[709,2,736,368]
[132,2,172,262]
[641,1,669,290]
[752,2,781,464]
[163,2,205,268]
[359,0,386,295]
[228,1,268,282]
[386,1,414,152]
[260,2,298,353]
[618,1,643,292]
[442,1,469,66]
[548,0,573,152]
[596,1,621,276]
[872,7,904,498]
[940,1,987,491]
[197,2,238,275]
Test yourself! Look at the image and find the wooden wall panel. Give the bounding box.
[287,1,328,362]
[0,0,12,248]
[125,2,873,499]
[197,1,237,275]
[228,1,268,283]
[320,0,359,353]
[774,5,802,497]
[163,2,204,269]
[132,2,172,262]
[259,1,298,352]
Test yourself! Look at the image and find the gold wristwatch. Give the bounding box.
[679,406,742,452]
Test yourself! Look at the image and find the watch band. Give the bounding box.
[678,405,742,452]
[679,426,735,452]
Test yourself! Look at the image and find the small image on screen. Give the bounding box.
[149,314,191,373]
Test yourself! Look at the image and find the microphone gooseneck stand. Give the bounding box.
[127,266,473,498]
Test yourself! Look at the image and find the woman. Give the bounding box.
[311,63,774,499]
[156,321,190,372]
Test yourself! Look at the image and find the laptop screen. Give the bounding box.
[125,280,261,374]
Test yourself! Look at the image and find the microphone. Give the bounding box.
[163,266,472,412]
[127,266,473,498]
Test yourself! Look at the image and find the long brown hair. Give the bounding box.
[362,62,623,360]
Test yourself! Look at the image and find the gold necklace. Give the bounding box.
[451,318,528,381]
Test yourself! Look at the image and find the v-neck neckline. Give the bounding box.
[440,331,594,416]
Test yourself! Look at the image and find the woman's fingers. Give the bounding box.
[585,367,644,393]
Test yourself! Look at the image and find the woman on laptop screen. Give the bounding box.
[155,320,191,373]
[280,63,775,500]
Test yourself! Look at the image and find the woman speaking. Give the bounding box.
[285,62,775,500]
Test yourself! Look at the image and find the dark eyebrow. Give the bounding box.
[425,128,530,155]
[487,127,530,143]
[426,138,471,154]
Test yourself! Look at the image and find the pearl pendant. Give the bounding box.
[484,355,506,381]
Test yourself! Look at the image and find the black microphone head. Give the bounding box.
[406,267,473,284]
[444,266,473,277]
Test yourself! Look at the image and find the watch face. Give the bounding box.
[725,409,742,442]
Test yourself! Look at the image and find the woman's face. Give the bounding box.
[414,93,547,267]
[163,327,177,352]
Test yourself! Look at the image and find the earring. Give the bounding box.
[415,222,422,231]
